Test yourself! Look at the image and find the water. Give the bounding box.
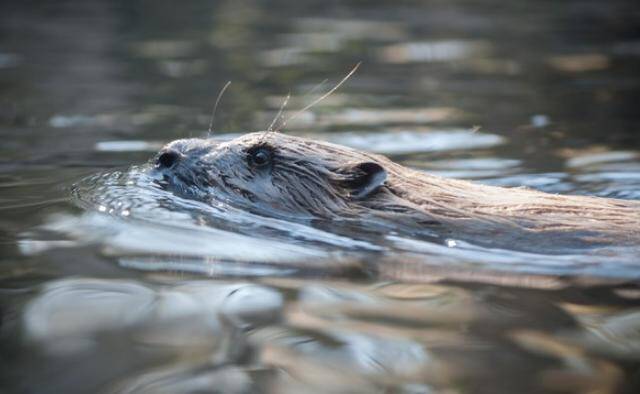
[1,0,640,393]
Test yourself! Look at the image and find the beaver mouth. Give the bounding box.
[152,158,212,202]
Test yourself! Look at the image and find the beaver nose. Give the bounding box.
[156,149,181,169]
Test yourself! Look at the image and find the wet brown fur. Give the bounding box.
[158,131,640,252]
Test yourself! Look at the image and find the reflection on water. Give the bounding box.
[24,279,283,351]
[1,0,640,393]
[10,277,640,393]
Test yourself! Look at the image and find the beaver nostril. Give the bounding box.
[157,150,181,169]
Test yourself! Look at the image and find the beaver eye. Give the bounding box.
[247,147,272,168]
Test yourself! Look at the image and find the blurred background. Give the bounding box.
[1,1,640,393]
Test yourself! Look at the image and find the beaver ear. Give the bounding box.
[339,162,387,200]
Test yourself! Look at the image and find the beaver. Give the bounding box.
[151,131,640,254]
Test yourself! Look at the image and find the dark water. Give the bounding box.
[2,1,640,393]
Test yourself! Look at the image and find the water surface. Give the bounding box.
[1,1,640,393]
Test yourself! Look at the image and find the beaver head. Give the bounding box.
[152,131,394,220]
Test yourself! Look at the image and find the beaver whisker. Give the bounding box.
[207,80,232,138]
[274,62,361,133]
[266,91,291,133]
[260,78,332,144]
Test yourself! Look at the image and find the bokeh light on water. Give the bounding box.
[1,0,640,392]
